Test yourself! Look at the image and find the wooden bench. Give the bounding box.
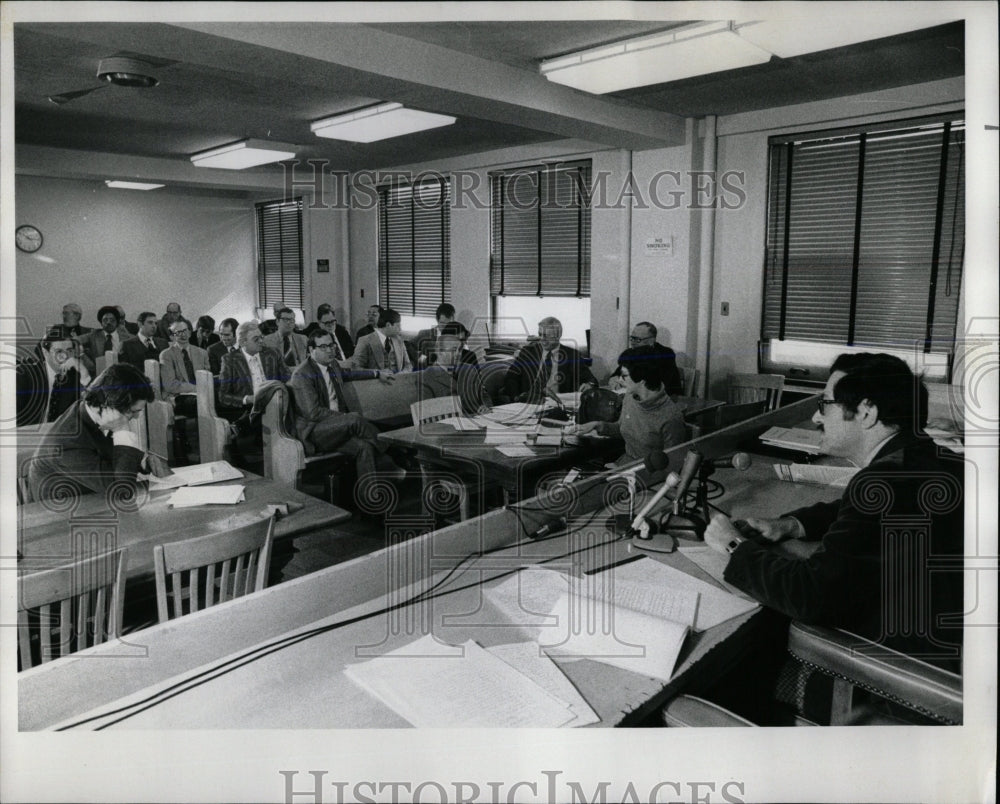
[143,359,174,462]
[195,369,230,463]
[340,371,421,429]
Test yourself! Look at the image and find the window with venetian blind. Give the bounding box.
[489,161,592,299]
[255,198,304,309]
[377,178,451,317]
[762,115,964,358]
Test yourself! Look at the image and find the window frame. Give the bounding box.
[255,197,304,310]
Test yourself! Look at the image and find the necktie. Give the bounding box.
[327,367,343,410]
[104,332,113,354]
[332,337,344,361]
[182,348,196,384]
[384,338,397,371]
[145,338,157,357]
[283,335,296,366]
[538,350,552,389]
[47,372,68,422]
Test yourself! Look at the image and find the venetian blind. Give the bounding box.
[255,198,304,308]
[378,178,451,317]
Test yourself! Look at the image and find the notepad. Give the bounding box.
[759,426,824,454]
[148,460,243,489]
[436,416,484,431]
[774,462,859,487]
[169,484,245,508]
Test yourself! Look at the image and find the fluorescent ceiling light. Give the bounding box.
[105,180,165,190]
[190,138,296,170]
[311,102,456,143]
[539,21,772,94]
[735,19,942,58]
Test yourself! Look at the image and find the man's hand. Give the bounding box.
[704,513,743,554]
[741,516,803,543]
[146,453,173,478]
[377,372,396,385]
[575,421,600,435]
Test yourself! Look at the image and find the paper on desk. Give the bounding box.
[169,484,245,508]
[484,568,570,639]
[593,557,758,631]
[774,463,859,487]
[484,424,528,444]
[676,545,755,599]
[436,416,484,431]
[343,635,576,727]
[496,444,536,457]
[148,460,243,489]
[759,426,823,454]
[487,642,599,727]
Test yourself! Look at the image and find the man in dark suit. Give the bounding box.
[192,315,221,351]
[703,352,963,721]
[608,321,683,396]
[16,329,92,426]
[502,316,596,404]
[304,303,355,362]
[154,301,193,342]
[115,306,140,336]
[207,317,239,376]
[118,312,168,372]
[288,331,397,485]
[413,302,455,365]
[79,306,135,375]
[26,363,168,503]
[416,322,490,415]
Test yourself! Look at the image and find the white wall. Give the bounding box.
[14,175,256,337]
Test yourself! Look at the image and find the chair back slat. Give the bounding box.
[17,548,127,670]
[153,515,275,623]
[728,373,784,411]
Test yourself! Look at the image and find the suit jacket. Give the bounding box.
[154,316,194,342]
[353,331,414,373]
[355,323,375,342]
[724,433,964,671]
[610,342,683,396]
[80,329,135,368]
[118,335,169,372]
[303,323,356,360]
[120,321,140,336]
[288,357,358,444]
[263,331,308,368]
[27,400,144,502]
[416,363,490,415]
[191,331,221,351]
[15,360,86,426]
[217,347,289,409]
[207,341,238,376]
[502,341,596,403]
[413,326,441,361]
[159,344,211,397]
[49,323,92,340]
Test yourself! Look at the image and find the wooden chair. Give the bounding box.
[18,548,128,669]
[153,514,275,623]
[679,366,699,397]
[261,384,349,499]
[786,622,962,726]
[195,369,230,463]
[728,372,784,411]
[410,396,480,521]
[144,359,175,462]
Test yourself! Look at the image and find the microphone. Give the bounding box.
[672,449,703,516]
[703,452,752,472]
[631,471,681,529]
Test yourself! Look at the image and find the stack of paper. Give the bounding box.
[148,461,243,489]
[774,463,859,487]
[169,484,245,508]
[435,416,484,431]
[759,426,824,454]
[343,634,596,727]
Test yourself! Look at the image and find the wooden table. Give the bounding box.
[16,471,352,581]
[19,400,842,730]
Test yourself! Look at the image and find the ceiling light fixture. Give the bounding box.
[96,57,159,88]
[190,139,296,170]
[734,19,943,58]
[310,102,456,143]
[105,180,165,190]
[539,21,772,94]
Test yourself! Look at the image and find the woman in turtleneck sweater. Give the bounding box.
[577,345,685,469]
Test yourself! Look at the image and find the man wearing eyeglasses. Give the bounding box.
[704,352,964,677]
[608,322,682,396]
[502,316,596,405]
[27,363,171,503]
[304,303,355,363]
[262,307,309,368]
[15,328,92,426]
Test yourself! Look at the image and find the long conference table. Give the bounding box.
[18,396,846,730]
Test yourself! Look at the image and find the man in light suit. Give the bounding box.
[80,306,135,375]
[289,331,400,488]
[413,302,455,365]
[502,316,596,404]
[16,328,92,427]
[207,317,239,376]
[353,308,415,374]
[118,312,168,372]
[159,320,210,415]
[263,307,308,369]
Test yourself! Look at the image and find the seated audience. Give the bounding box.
[26,363,168,503]
[576,346,685,469]
[288,331,405,491]
[192,315,220,350]
[51,302,91,340]
[80,306,135,374]
[355,304,384,341]
[207,317,239,376]
[413,302,456,364]
[416,322,490,415]
[353,308,415,374]
[502,316,596,404]
[608,322,682,396]
[115,306,140,335]
[154,301,193,342]
[263,307,308,368]
[304,303,355,361]
[16,328,92,426]
[118,312,168,372]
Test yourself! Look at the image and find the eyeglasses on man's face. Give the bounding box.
[319,318,336,327]
[629,333,653,343]
[312,343,335,351]
[816,398,842,415]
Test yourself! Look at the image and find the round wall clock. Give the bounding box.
[15,225,43,253]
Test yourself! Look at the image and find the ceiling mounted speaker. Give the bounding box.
[96,57,159,88]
